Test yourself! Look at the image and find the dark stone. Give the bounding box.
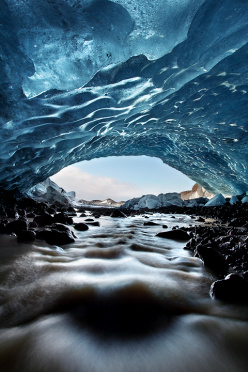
[110,210,127,218]
[29,221,38,228]
[85,218,95,222]
[47,207,56,214]
[50,223,76,237]
[210,274,248,303]
[6,219,28,234]
[196,217,205,222]
[6,209,19,219]
[27,212,35,218]
[229,217,247,227]
[67,206,76,213]
[33,214,54,226]
[40,228,75,246]
[36,229,51,240]
[162,225,168,228]
[0,222,7,233]
[156,229,190,242]
[17,230,36,243]
[86,221,100,227]
[144,221,160,226]
[79,213,87,217]
[53,212,74,225]
[18,209,26,217]
[196,245,229,276]
[74,223,89,231]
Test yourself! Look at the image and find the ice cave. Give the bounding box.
[0,0,248,196]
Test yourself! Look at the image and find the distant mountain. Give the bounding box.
[78,198,125,207]
[180,183,214,200]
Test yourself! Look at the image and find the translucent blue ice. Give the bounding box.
[0,0,247,195]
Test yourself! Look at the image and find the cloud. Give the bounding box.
[51,165,142,201]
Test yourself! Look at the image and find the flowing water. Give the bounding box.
[0,213,248,372]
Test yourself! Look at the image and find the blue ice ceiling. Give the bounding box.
[0,0,248,195]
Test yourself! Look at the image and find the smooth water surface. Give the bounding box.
[0,213,248,372]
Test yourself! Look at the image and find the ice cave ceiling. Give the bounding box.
[0,0,248,195]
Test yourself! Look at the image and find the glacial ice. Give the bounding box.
[0,0,248,195]
[123,193,183,210]
[229,195,238,205]
[204,193,226,207]
[27,178,77,206]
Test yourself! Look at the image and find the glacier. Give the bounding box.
[0,0,248,195]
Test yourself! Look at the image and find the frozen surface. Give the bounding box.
[123,193,183,210]
[204,193,226,207]
[27,178,77,206]
[0,0,248,195]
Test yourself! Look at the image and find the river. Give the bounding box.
[0,213,247,372]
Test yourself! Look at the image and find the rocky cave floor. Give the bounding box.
[0,190,248,304]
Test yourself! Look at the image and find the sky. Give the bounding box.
[51,156,195,201]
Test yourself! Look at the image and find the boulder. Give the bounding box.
[74,223,89,231]
[33,214,54,226]
[111,210,127,218]
[17,230,36,243]
[210,274,248,303]
[6,219,28,234]
[41,229,75,246]
[156,229,190,242]
[85,221,100,227]
[144,221,160,226]
[195,245,229,276]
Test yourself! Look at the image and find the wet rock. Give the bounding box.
[74,223,89,231]
[156,229,190,242]
[51,223,77,238]
[111,210,127,218]
[17,230,36,243]
[85,218,95,222]
[196,245,229,276]
[35,229,50,240]
[144,221,160,226]
[53,212,73,225]
[27,212,35,218]
[33,214,54,226]
[229,217,247,227]
[38,228,75,246]
[210,274,248,303]
[6,219,28,234]
[29,221,38,228]
[196,217,205,222]
[18,209,26,217]
[163,225,168,228]
[86,221,100,227]
[67,206,76,213]
[0,222,7,233]
[6,209,19,219]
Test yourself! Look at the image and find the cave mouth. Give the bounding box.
[50,156,195,202]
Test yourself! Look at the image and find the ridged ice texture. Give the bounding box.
[0,0,248,194]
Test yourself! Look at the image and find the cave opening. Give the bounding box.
[50,155,195,202]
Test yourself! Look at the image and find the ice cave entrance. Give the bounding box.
[50,156,195,202]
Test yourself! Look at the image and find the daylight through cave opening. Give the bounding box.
[49,156,196,202]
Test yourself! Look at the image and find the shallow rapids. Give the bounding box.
[0,213,248,372]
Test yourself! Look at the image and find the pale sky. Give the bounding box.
[51,156,195,201]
